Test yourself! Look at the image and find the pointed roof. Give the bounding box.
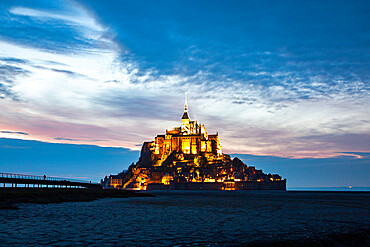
[182,112,189,119]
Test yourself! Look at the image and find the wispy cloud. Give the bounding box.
[0,0,368,158]
[1,130,29,135]
[54,137,81,141]
[54,137,104,142]
[48,68,88,78]
[9,6,104,31]
[0,63,30,100]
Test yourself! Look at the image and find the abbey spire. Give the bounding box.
[181,92,190,120]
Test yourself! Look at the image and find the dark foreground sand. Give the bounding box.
[0,188,153,209]
[0,190,368,246]
[246,229,370,247]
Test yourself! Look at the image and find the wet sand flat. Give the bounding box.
[0,190,369,246]
[0,188,153,209]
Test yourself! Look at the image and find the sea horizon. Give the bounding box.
[287,187,370,192]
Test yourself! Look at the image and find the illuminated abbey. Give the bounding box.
[146,93,223,167]
[102,94,286,191]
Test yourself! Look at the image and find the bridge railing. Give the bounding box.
[0,172,99,185]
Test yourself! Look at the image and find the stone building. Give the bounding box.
[109,94,286,190]
[144,93,223,167]
[109,175,123,188]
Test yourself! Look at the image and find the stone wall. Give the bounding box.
[147,180,287,190]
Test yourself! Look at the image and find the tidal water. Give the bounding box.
[1,191,369,246]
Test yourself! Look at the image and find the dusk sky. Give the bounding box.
[0,0,369,187]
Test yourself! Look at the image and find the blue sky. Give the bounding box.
[0,0,369,186]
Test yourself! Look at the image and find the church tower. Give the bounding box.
[181,92,190,134]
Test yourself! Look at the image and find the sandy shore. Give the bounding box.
[0,188,153,209]
[244,229,370,247]
[0,190,368,246]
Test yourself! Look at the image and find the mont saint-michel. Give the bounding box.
[102,94,286,191]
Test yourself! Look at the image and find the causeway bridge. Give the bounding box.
[0,173,101,189]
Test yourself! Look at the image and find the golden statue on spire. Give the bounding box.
[184,92,188,112]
